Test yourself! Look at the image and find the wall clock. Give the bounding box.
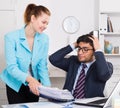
[62,16,80,34]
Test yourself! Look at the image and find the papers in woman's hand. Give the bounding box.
[38,86,74,102]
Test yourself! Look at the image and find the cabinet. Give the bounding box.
[99,1,120,96]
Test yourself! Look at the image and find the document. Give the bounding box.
[23,102,63,108]
[38,86,74,102]
[5,102,63,108]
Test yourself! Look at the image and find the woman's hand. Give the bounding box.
[26,76,41,96]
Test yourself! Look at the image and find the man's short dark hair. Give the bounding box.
[76,34,95,51]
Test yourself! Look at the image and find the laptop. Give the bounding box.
[74,79,120,108]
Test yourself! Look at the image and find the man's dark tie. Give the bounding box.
[73,64,87,99]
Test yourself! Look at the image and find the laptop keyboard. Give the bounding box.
[88,98,108,104]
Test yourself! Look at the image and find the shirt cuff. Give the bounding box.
[70,44,76,50]
[95,49,103,52]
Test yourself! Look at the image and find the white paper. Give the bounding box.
[21,102,63,108]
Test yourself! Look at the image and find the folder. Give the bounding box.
[107,16,113,32]
[99,14,108,33]
[38,86,74,102]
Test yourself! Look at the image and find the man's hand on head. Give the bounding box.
[89,36,101,51]
[73,42,78,48]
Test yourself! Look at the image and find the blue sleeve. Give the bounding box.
[37,36,51,86]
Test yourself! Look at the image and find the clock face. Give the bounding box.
[62,16,80,34]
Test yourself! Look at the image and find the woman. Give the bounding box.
[0,3,51,104]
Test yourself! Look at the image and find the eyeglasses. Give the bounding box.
[77,47,93,53]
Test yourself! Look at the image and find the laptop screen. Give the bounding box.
[103,79,120,108]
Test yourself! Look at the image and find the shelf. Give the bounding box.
[100,32,120,36]
[105,54,120,56]
[99,10,120,57]
[100,12,120,16]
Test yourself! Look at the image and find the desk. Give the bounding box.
[1,101,112,108]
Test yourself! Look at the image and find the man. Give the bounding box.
[49,34,113,99]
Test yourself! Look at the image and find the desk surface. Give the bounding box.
[1,101,112,108]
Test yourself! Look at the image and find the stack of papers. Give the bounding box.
[38,86,74,102]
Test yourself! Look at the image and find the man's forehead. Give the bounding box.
[78,42,91,46]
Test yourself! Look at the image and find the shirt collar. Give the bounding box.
[82,59,96,69]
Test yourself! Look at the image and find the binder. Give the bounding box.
[107,16,113,32]
[99,14,108,33]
